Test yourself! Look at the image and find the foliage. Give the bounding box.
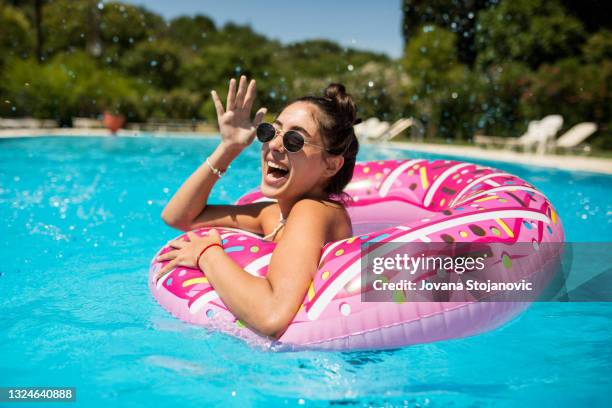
[521,58,611,149]
[166,15,216,51]
[0,3,33,64]
[402,25,471,138]
[40,0,90,56]
[398,0,609,146]
[582,30,612,63]
[475,0,586,69]
[1,52,145,122]
[1,0,609,148]
[120,40,181,90]
[402,0,496,66]
[41,0,163,60]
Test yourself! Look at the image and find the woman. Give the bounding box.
[155,76,359,338]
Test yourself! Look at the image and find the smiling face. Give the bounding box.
[260,101,340,202]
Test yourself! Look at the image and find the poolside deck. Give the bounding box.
[385,141,612,175]
[1,128,611,175]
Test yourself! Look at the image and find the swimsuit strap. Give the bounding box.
[262,213,287,242]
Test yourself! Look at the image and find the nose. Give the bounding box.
[268,130,285,153]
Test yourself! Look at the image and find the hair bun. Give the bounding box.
[324,83,357,126]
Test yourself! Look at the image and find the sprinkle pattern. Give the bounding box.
[150,158,565,350]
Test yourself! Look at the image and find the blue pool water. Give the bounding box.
[1,136,611,407]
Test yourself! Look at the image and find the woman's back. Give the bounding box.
[260,200,352,243]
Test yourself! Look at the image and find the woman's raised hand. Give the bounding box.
[211,76,267,152]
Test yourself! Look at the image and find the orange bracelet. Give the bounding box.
[196,243,223,267]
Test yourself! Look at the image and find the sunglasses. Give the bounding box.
[256,122,328,153]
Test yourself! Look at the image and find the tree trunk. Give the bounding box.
[34,0,43,62]
[87,0,102,57]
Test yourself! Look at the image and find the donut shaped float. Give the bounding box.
[150,159,564,350]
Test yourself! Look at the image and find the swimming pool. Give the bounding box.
[1,135,610,407]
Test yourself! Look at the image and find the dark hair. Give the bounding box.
[293,83,360,202]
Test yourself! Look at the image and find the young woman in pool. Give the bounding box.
[155,76,359,338]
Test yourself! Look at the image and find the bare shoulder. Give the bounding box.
[288,198,352,241]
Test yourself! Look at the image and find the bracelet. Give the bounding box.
[206,157,227,177]
[196,243,223,267]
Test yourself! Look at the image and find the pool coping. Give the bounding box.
[1,128,611,175]
[384,141,612,175]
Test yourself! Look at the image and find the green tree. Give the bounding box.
[121,40,181,90]
[0,3,33,65]
[520,58,611,148]
[166,15,216,52]
[1,52,145,122]
[41,0,89,56]
[476,0,586,69]
[582,30,612,63]
[402,25,468,138]
[41,0,163,60]
[99,1,164,54]
[402,0,496,66]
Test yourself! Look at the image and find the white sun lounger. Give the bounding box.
[379,118,424,142]
[354,117,390,140]
[474,120,542,148]
[552,122,597,152]
[474,115,564,154]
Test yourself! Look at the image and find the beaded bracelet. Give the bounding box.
[206,157,227,177]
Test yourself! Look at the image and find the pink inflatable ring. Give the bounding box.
[150,159,564,350]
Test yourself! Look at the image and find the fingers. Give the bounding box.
[242,79,257,111]
[155,259,177,281]
[156,249,179,262]
[226,78,236,111]
[186,231,198,242]
[253,107,268,127]
[234,75,248,108]
[168,239,187,249]
[211,90,224,118]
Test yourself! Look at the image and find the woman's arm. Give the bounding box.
[161,76,267,231]
[161,143,241,230]
[156,199,331,338]
[201,199,330,338]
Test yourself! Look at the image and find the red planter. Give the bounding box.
[102,112,125,133]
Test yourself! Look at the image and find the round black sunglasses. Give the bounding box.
[256,123,328,153]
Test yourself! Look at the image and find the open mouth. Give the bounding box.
[265,160,290,186]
